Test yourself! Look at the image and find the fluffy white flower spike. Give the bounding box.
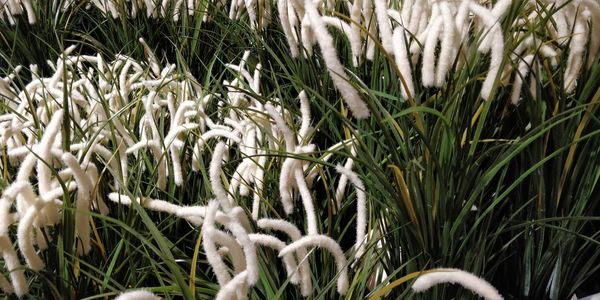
[412,268,503,300]
[279,235,349,295]
[114,289,161,300]
[335,164,367,259]
[249,233,301,284]
[257,218,312,296]
[208,229,247,274]
[202,201,234,286]
[215,270,249,300]
[62,153,94,255]
[302,0,370,119]
[392,26,415,100]
[468,2,505,101]
[210,142,233,210]
[0,234,28,296]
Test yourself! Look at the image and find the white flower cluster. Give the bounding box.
[279,0,372,118]
[108,50,370,297]
[395,0,597,101]
[4,1,598,113]
[0,44,368,297]
[0,41,203,296]
[0,0,35,24]
[68,0,228,22]
[503,0,600,103]
[1,0,267,25]
[279,0,600,104]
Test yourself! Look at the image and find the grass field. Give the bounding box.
[0,0,599,299]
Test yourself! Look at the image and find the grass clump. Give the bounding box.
[0,0,598,299]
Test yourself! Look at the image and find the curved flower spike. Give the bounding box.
[510,54,535,105]
[17,205,44,270]
[249,233,300,284]
[36,110,64,196]
[138,38,161,77]
[304,0,369,119]
[202,201,233,286]
[298,91,311,143]
[107,193,204,226]
[435,1,459,87]
[320,16,362,68]
[278,155,297,215]
[375,0,393,55]
[293,165,318,235]
[210,142,232,210]
[581,0,600,69]
[278,0,299,57]
[202,201,258,286]
[251,154,267,220]
[300,14,317,57]
[0,235,28,296]
[563,15,587,93]
[412,268,503,300]
[422,11,443,88]
[257,218,311,296]
[264,103,295,152]
[478,0,512,53]
[207,229,247,274]
[469,2,505,100]
[114,289,161,300]
[219,217,258,286]
[0,272,12,294]
[335,164,367,259]
[62,153,93,255]
[349,0,363,66]
[192,128,241,171]
[279,235,349,295]
[334,155,354,210]
[391,26,415,101]
[215,270,249,300]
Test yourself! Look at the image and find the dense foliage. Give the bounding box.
[0,0,598,299]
